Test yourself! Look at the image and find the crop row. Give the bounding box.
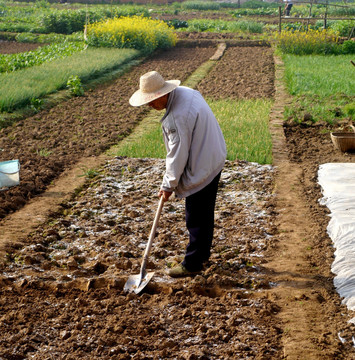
[0,42,85,73]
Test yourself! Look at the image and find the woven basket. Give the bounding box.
[331,132,355,152]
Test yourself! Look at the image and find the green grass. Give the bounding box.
[283,54,355,124]
[130,126,165,158]
[209,98,273,164]
[283,54,355,97]
[114,114,166,159]
[0,47,140,113]
[114,98,273,165]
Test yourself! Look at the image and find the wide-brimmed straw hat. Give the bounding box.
[129,71,180,107]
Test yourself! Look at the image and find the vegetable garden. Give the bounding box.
[0,0,355,358]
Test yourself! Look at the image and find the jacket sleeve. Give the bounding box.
[161,111,193,192]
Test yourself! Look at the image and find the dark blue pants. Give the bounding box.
[182,172,221,271]
[285,4,292,16]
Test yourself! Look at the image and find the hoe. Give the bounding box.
[124,196,164,294]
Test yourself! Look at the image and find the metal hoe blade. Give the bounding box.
[124,197,164,294]
[123,271,155,294]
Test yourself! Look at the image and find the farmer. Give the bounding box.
[283,0,293,17]
[129,71,226,278]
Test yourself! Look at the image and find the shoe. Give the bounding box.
[167,263,200,278]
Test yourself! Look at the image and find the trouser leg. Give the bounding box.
[182,172,221,271]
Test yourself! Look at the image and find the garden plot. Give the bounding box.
[0,158,282,359]
[0,43,275,219]
[0,42,281,359]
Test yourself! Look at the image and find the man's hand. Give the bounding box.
[159,189,173,202]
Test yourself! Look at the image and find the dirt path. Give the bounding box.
[268,56,354,359]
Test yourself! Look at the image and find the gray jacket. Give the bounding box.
[160,86,226,198]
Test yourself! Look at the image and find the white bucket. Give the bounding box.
[0,160,20,190]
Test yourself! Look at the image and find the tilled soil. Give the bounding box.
[0,158,282,359]
[197,46,274,99]
[0,41,281,359]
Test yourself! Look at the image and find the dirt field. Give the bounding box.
[1,38,355,359]
[0,40,42,54]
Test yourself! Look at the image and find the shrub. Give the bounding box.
[241,0,279,9]
[329,5,355,17]
[86,16,177,53]
[330,20,355,37]
[15,31,83,44]
[342,40,355,54]
[233,8,278,16]
[165,19,188,29]
[41,6,149,35]
[41,9,90,34]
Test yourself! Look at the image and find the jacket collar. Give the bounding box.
[160,89,176,122]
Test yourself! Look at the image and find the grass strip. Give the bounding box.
[109,111,166,159]
[114,98,273,164]
[209,98,273,164]
[179,19,264,34]
[0,47,140,113]
[283,54,355,97]
[283,54,355,123]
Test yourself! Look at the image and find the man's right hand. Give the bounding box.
[159,189,173,202]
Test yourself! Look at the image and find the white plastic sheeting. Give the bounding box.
[318,163,355,310]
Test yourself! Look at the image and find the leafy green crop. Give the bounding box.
[67,75,84,96]
[181,19,264,34]
[0,42,85,73]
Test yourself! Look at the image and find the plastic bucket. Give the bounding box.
[0,160,20,190]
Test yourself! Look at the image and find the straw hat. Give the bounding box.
[129,71,180,107]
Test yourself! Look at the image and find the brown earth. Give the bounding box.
[0,40,42,54]
[1,38,355,359]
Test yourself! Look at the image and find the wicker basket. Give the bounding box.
[331,132,355,152]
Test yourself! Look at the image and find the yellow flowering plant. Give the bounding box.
[86,16,177,54]
[275,28,340,55]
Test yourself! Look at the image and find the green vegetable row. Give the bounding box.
[0,42,85,73]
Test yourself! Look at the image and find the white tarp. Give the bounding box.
[318,163,355,310]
